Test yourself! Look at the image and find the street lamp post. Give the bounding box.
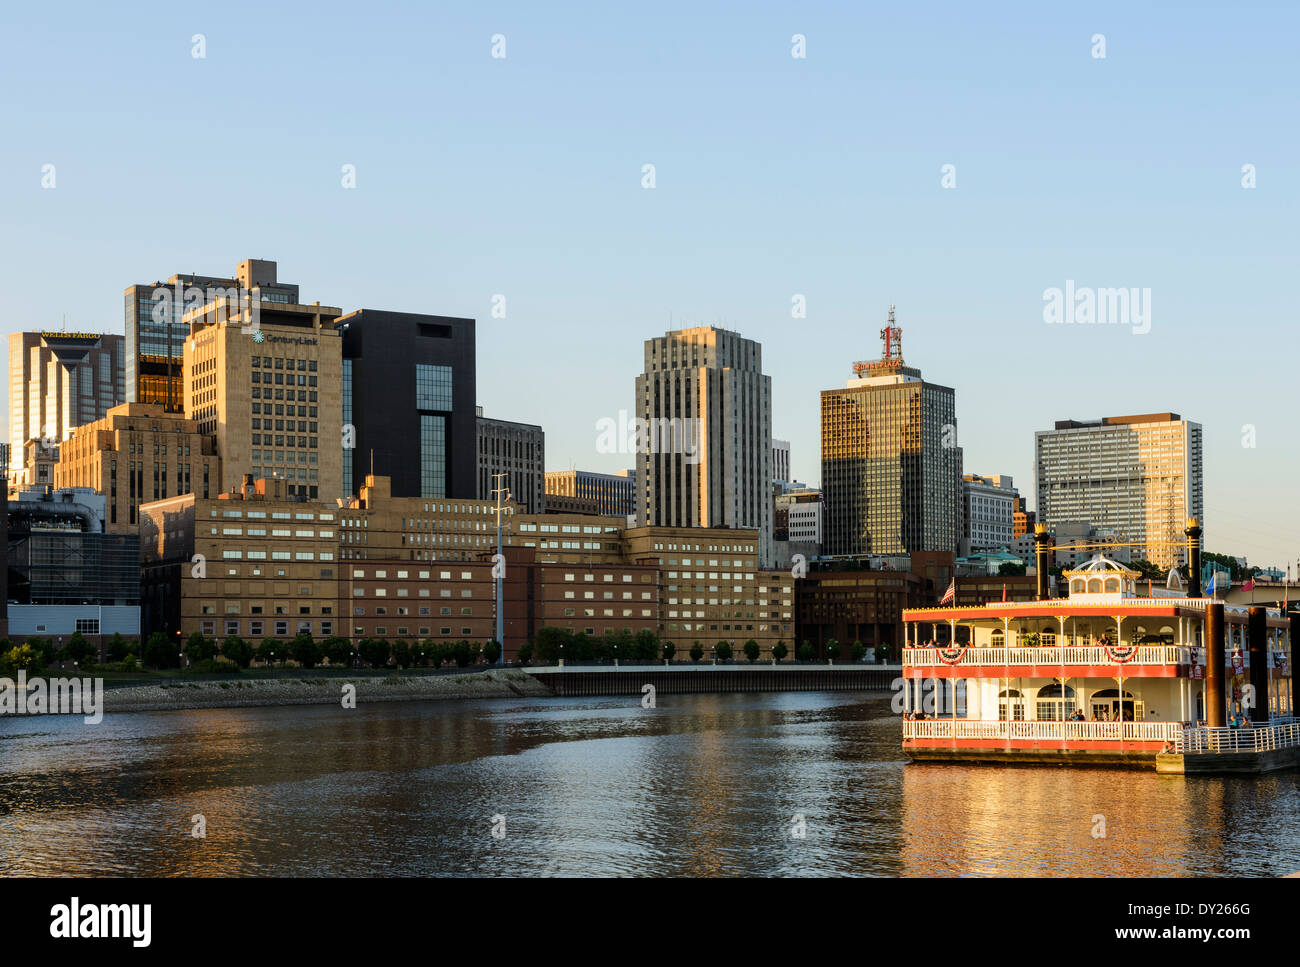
[491,472,510,666]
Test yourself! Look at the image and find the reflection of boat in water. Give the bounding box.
[901,546,1297,774]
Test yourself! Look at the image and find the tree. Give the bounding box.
[634,629,659,662]
[516,641,533,665]
[143,632,179,669]
[185,631,216,664]
[65,632,90,665]
[771,641,788,664]
[689,642,704,664]
[826,638,841,661]
[391,639,412,669]
[222,636,254,668]
[715,640,732,662]
[422,641,446,668]
[483,640,502,664]
[876,641,893,663]
[323,636,352,667]
[851,640,866,662]
[534,626,572,663]
[743,639,760,663]
[1129,559,1164,581]
[107,632,130,663]
[1,643,41,673]
[798,641,816,662]
[359,638,390,669]
[998,562,1027,577]
[452,639,475,668]
[662,640,676,662]
[291,633,321,668]
[257,637,281,665]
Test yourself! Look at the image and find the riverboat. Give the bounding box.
[901,544,1297,774]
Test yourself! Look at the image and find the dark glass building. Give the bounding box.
[338,310,476,500]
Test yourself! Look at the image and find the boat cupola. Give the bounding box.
[1064,554,1140,600]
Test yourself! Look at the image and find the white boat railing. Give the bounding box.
[903,719,1183,742]
[903,645,1191,668]
[1176,722,1300,754]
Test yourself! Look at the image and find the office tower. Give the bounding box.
[125,259,302,412]
[820,308,961,556]
[184,293,343,499]
[1034,412,1203,569]
[961,473,1019,552]
[544,469,637,519]
[8,331,126,485]
[54,403,220,532]
[635,326,773,565]
[337,310,476,500]
[772,439,791,484]
[476,408,545,513]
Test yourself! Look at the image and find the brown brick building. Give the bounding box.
[54,403,220,533]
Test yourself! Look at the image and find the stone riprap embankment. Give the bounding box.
[100,669,551,713]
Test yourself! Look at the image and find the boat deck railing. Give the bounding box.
[903,717,1300,754]
[1177,721,1300,754]
[903,719,1183,742]
[903,645,1191,668]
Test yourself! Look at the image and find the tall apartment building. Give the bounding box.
[1034,412,1203,570]
[961,473,1018,553]
[8,331,125,484]
[183,293,343,500]
[125,259,302,412]
[338,310,476,501]
[635,326,773,565]
[476,409,545,514]
[820,309,961,556]
[544,469,637,519]
[53,403,220,532]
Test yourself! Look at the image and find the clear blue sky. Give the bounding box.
[1,1,1296,569]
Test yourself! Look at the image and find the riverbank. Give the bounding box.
[99,669,552,713]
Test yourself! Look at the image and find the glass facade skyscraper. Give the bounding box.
[820,315,961,556]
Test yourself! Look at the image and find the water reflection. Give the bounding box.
[0,693,1296,876]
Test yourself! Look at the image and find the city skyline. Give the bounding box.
[1,2,1296,568]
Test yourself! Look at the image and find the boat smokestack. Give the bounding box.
[1185,517,1203,597]
[1033,524,1051,600]
[1205,602,1226,727]
[1248,607,1270,724]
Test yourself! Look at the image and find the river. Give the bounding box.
[1,691,1297,876]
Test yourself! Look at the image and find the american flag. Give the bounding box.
[940,579,956,606]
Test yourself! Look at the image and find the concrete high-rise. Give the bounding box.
[820,308,961,556]
[635,326,773,564]
[1034,412,1203,570]
[125,259,302,412]
[8,331,126,485]
[338,310,476,501]
[183,292,343,500]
